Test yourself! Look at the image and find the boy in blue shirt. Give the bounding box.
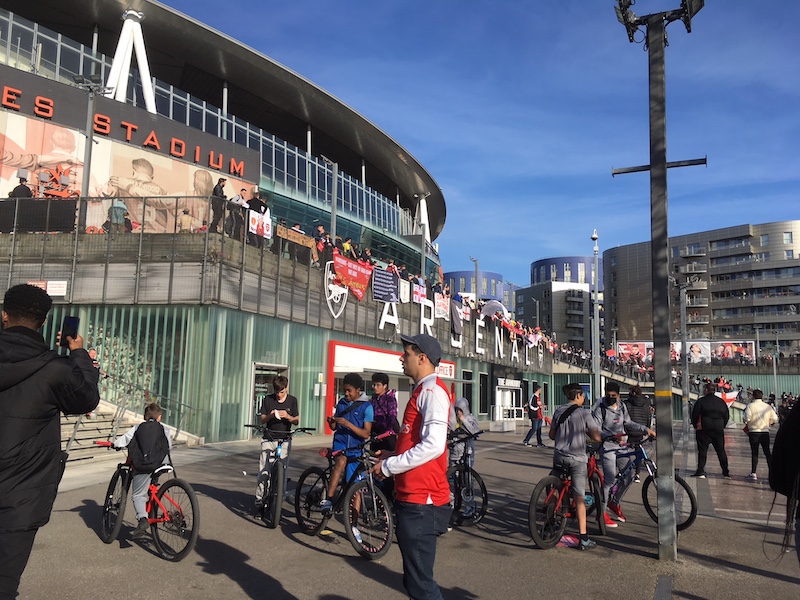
[319,373,373,514]
[549,383,602,550]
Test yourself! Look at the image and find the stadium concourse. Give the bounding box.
[19,423,800,600]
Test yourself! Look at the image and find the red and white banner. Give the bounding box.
[413,283,427,304]
[718,391,739,406]
[434,292,449,320]
[333,253,374,301]
[248,208,271,239]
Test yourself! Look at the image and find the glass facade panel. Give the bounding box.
[0,11,428,261]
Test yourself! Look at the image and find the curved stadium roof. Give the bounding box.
[4,0,446,239]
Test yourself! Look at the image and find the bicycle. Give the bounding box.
[605,435,698,531]
[528,442,606,549]
[294,431,394,559]
[247,424,315,528]
[447,429,488,527]
[95,440,200,561]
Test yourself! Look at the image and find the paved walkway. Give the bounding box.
[16,423,800,599]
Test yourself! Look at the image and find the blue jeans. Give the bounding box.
[394,501,452,600]
[523,419,543,445]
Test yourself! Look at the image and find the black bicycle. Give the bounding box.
[606,435,698,531]
[294,431,394,559]
[247,424,315,528]
[447,429,488,526]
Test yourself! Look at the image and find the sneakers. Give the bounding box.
[351,526,363,544]
[579,538,597,551]
[132,517,149,537]
[536,444,548,448]
[607,502,627,523]
[723,474,732,480]
[691,471,706,479]
[748,473,758,481]
[603,513,618,528]
[634,474,641,483]
[318,499,333,514]
[522,441,531,447]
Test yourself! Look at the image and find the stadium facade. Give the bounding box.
[0,0,555,441]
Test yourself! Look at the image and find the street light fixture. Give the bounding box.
[72,73,111,200]
[591,230,601,402]
[612,0,706,563]
[468,255,479,306]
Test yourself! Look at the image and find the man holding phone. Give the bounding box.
[0,284,100,598]
[254,375,299,514]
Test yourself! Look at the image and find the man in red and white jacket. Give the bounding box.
[372,333,452,600]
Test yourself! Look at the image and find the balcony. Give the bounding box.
[679,262,708,274]
[687,296,709,307]
[687,279,708,290]
[566,320,585,328]
[565,307,584,315]
[687,315,710,325]
[565,292,584,302]
[679,246,706,258]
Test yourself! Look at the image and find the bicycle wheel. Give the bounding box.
[100,468,128,543]
[150,478,200,561]
[265,459,285,529]
[446,465,488,526]
[294,467,329,535]
[642,471,698,531]
[344,480,393,559]
[528,475,568,549]
[586,473,606,536]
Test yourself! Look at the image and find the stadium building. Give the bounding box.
[0,0,554,442]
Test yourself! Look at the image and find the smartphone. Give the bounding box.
[60,315,80,347]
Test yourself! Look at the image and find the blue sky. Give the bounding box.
[159,0,799,287]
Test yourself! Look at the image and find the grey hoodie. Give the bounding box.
[450,397,480,464]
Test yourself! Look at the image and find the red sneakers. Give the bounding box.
[603,512,619,528]
[607,502,627,523]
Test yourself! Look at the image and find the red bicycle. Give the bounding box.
[95,441,200,561]
[528,443,606,548]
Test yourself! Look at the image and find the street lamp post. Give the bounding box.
[72,74,110,207]
[469,256,479,306]
[591,230,601,401]
[533,297,540,329]
[613,0,706,562]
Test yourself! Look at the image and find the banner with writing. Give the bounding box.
[373,268,400,303]
[333,253,374,301]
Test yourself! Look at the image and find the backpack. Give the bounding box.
[128,419,170,473]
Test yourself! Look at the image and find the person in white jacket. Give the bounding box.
[743,389,778,481]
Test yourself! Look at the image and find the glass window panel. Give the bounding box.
[189,104,203,130]
[172,98,187,125]
[10,22,34,69]
[155,88,171,117]
[205,111,218,136]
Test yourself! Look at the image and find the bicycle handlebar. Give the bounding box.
[93,440,120,450]
[245,424,316,435]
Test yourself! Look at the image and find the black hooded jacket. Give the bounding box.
[0,327,100,533]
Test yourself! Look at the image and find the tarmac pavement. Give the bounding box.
[17,425,800,599]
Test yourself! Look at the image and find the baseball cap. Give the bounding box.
[400,333,442,366]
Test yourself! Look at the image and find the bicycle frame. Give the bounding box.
[146,471,182,525]
[606,440,656,504]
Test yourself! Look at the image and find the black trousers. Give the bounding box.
[747,431,771,474]
[0,528,38,599]
[696,429,729,476]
